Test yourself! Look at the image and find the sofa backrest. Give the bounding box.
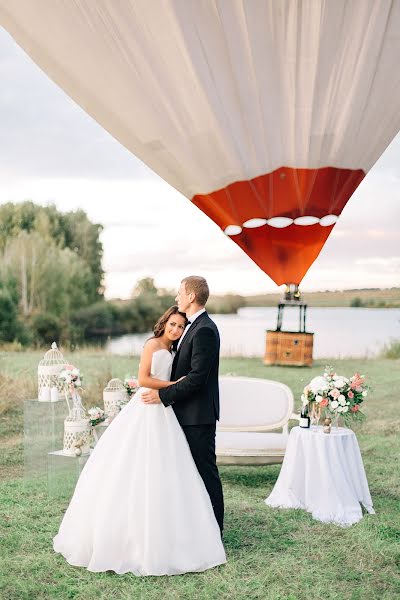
[217,376,294,432]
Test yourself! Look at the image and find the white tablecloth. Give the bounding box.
[265,426,375,527]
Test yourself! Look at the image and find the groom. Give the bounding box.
[142,275,224,534]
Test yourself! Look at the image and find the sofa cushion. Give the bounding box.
[218,377,294,431]
[216,431,289,456]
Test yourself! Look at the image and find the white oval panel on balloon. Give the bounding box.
[267,217,294,228]
[294,216,319,226]
[243,218,268,228]
[224,225,242,236]
[320,215,339,226]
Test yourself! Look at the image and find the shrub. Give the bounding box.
[72,302,117,338]
[31,313,62,346]
[381,338,400,359]
[0,289,20,342]
[350,297,364,307]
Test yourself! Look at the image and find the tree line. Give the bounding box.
[0,202,175,347]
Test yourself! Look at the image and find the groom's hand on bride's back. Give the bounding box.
[141,390,161,404]
[142,377,185,403]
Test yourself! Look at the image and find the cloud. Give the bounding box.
[0,28,154,181]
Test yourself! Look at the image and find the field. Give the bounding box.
[0,351,399,599]
[241,287,400,308]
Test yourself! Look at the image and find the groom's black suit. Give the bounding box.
[159,311,224,532]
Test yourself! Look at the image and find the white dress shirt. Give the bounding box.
[177,307,206,349]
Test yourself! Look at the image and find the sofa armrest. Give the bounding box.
[290,412,300,421]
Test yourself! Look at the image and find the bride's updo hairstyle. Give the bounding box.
[152,305,187,339]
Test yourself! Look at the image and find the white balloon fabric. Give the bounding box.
[1,1,400,284]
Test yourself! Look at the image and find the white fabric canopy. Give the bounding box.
[1,0,400,199]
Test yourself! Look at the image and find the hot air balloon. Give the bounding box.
[0,0,399,289]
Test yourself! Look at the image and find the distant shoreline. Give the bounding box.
[207,288,400,311]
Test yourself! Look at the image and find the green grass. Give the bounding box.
[0,352,399,599]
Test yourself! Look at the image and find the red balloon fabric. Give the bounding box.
[193,167,365,284]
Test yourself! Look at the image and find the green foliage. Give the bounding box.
[70,279,176,342]
[381,338,400,359]
[207,293,246,314]
[350,297,363,307]
[72,302,117,339]
[31,313,62,346]
[0,202,104,345]
[0,289,19,342]
[0,201,104,302]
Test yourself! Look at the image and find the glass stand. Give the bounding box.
[24,399,66,480]
[48,450,91,499]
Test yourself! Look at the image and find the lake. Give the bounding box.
[105,307,400,359]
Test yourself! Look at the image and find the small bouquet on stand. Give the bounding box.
[87,406,106,427]
[58,365,91,456]
[87,406,106,445]
[302,366,369,432]
[124,376,139,400]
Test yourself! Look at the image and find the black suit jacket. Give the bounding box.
[159,312,220,426]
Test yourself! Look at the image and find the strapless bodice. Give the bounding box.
[150,349,174,381]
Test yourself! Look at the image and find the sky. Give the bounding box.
[0,27,399,299]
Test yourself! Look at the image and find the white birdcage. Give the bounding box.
[37,342,68,402]
[63,385,90,455]
[63,418,91,456]
[103,378,128,417]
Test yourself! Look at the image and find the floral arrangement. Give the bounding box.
[124,376,139,398]
[301,365,369,424]
[59,364,85,420]
[87,406,106,427]
[58,365,83,388]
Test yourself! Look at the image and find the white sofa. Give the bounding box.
[216,376,295,465]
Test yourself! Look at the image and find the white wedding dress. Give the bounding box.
[53,349,226,576]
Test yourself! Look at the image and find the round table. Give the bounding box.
[265,426,375,527]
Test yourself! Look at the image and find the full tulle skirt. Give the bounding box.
[53,392,226,576]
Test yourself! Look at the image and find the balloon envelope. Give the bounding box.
[1,0,400,284]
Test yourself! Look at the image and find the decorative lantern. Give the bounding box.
[37,342,68,402]
[63,417,91,456]
[63,390,90,456]
[103,378,128,418]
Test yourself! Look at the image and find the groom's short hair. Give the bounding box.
[182,276,209,306]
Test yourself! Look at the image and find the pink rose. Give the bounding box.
[351,373,364,389]
[128,379,138,387]
[350,404,360,413]
[330,388,340,399]
[320,398,328,407]
[348,391,354,398]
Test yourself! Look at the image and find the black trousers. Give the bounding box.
[182,424,224,533]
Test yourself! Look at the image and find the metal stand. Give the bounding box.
[276,301,308,333]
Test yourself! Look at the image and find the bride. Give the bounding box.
[53,306,226,576]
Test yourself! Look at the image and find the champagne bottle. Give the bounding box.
[299,403,310,428]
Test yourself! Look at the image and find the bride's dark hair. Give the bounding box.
[152,305,187,340]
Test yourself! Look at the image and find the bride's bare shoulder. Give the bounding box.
[143,338,163,353]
